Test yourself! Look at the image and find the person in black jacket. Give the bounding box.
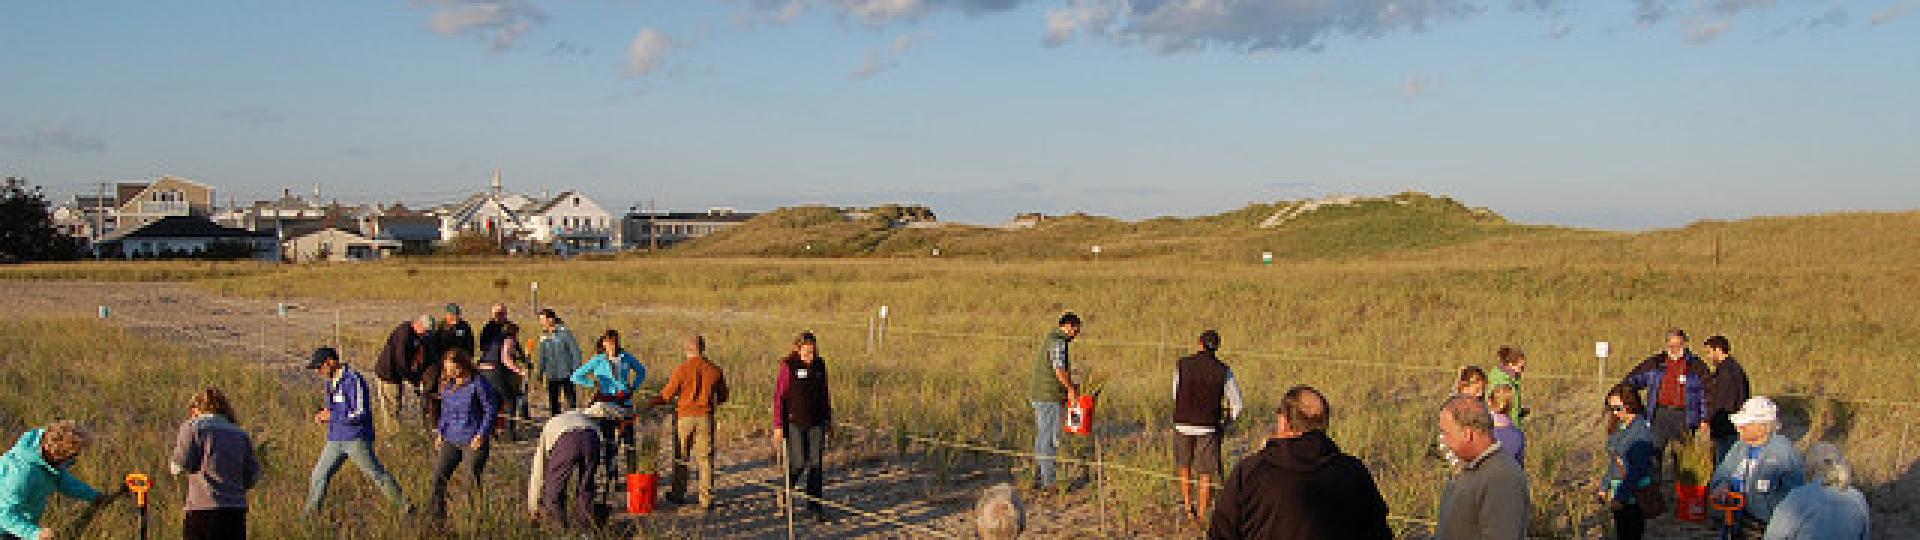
[1699,335,1751,464]
[1209,386,1392,540]
[420,303,475,425]
[773,332,833,521]
[374,316,430,420]
[1174,330,1245,525]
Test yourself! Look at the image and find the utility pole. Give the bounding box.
[93,182,106,258]
[648,199,658,252]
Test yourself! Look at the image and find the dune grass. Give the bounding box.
[4,208,1918,536]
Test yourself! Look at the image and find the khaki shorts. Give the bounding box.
[1173,432,1222,476]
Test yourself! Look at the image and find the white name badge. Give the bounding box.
[1678,375,1687,384]
[333,394,345,403]
[796,369,810,379]
[1756,479,1772,492]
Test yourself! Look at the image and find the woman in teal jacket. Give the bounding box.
[0,421,122,539]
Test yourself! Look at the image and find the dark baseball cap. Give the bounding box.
[444,303,462,316]
[306,347,340,369]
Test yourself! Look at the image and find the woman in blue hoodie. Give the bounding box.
[0,421,123,540]
[428,349,498,523]
[1603,383,1658,540]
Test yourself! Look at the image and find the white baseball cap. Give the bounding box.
[1729,396,1779,426]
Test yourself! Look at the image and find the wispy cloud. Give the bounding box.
[1871,2,1917,26]
[625,28,674,78]
[1399,73,1440,99]
[1039,0,1485,54]
[415,0,547,53]
[218,106,285,128]
[1684,18,1731,43]
[851,32,929,79]
[0,126,107,153]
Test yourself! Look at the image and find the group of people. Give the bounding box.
[1601,329,1869,540]
[0,306,1881,539]
[1023,315,1870,540]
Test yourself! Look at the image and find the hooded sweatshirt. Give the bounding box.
[0,428,104,538]
[1208,430,1393,540]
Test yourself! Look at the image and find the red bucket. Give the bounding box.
[1064,394,1097,436]
[1674,483,1708,522]
[627,473,657,515]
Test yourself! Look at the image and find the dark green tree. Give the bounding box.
[0,177,80,262]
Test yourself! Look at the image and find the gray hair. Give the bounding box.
[1442,395,1494,436]
[1805,442,1852,488]
[415,314,433,327]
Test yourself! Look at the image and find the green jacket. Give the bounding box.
[0,429,104,539]
[1029,329,1073,403]
[1487,366,1524,428]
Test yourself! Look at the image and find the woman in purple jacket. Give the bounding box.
[427,349,498,523]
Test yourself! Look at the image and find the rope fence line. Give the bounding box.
[573,309,1920,411]
[738,476,964,539]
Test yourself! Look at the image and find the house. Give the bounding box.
[218,189,332,235]
[95,215,278,260]
[359,203,442,254]
[114,176,216,232]
[524,191,621,254]
[284,227,399,263]
[622,207,757,249]
[437,170,535,249]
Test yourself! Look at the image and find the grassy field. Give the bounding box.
[0,318,573,539]
[3,208,1918,537]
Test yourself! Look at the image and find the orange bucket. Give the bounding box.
[627,473,657,515]
[1064,394,1097,436]
[1674,483,1708,522]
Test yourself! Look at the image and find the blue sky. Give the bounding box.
[2,1,1916,229]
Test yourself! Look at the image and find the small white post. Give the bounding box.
[97,306,109,320]
[877,305,890,353]
[1596,341,1611,395]
[1090,245,1102,260]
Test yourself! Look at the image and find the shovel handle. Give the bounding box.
[124,473,152,507]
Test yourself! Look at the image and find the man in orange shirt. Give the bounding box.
[653,334,729,511]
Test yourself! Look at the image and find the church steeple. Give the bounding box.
[490,168,503,196]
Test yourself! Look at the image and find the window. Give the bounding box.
[573,197,580,208]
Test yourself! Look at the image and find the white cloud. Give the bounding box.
[851,32,930,79]
[626,28,674,78]
[1044,0,1119,46]
[415,0,547,53]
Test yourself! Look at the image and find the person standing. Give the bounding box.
[1207,386,1391,540]
[1434,395,1530,540]
[571,330,647,480]
[373,316,430,420]
[1602,384,1657,540]
[1028,312,1082,493]
[1488,385,1525,466]
[0,421,124,540]
[427,349,499,524]
[1709,397,1804,540]
[303,347,409,514]
[170,388,260,540]
[477,322,531,434]
[654,335,729,512]
[1485,346,1527,427]
[526,403,626,529]
[1172,330,1244,525]
[535,309,583,414]
[421,303,476,425]
[477,304,510,361]
[1701,335,1751,465]
[773,332,833,521]
[1621,328,1709,463]
[1763,443,1869,540]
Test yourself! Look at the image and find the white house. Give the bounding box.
[524,190,621,253]
[95,215,278,260]
[437,170,534,246]
[284,227,399,263]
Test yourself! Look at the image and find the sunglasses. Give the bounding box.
[1608,405,1626,412]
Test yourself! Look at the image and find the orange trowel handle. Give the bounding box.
[124,473,152,507]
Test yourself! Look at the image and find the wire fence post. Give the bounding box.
[1901,420,1913,469]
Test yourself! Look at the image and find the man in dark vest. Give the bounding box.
[1173,330,1244,525]
[419,303,475,425]
[1027,312,1082,493]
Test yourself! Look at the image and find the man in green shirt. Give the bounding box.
[1029,312,1081,492]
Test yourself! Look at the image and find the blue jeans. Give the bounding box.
[1031,401,1064,488]
[306,440,408,513]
